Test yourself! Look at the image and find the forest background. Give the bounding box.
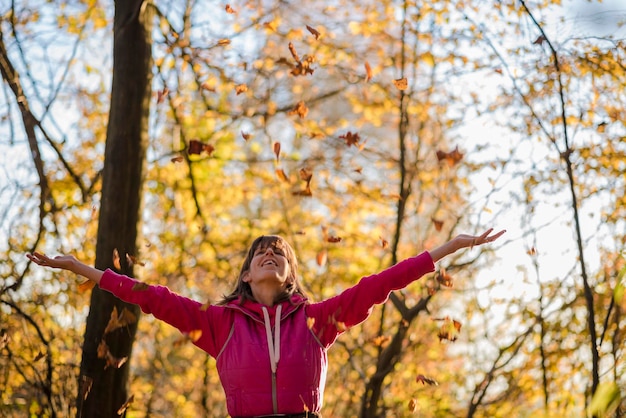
[0,0,625,417]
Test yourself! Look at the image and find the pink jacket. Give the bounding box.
[99,251,435,416]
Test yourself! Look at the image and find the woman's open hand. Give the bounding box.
[454,228,506,251]
[27,252,78,271]
[429,228,506,262]
[27,252,104,284]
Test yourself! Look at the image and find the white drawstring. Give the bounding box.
[262,304,282,374]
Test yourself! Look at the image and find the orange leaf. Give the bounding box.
[235,83,248,95]
[104,306,138,335]
[339,131,360,147]
[292,185,312,197]
[326,236,342,243]
[273,142,281,160]
[416,374,439,386]
[393,77,408,90]
[299,167,313,182]
[79,375,93,401]
[306,25,320,40]
[275,168,290,183]
[225,4,236,14]
[217,39,231,46]
[117,395,135,415]
[364,61,372,82]
[125,253,145,267]
[436,268,454,288]
[171,155,184,163]
[241,131,252,141]
[431,218,444,232]
[316,250,327,267]
[112,248,121,270]
[436,146,463,166]
[408,398,418,412]
[307,317,316,329]
[157,88,169,104]
[372,335,391,347]
[288,101,309,118]
[435,316,462,342]
[78,279,96,292]
[380,237,389,249]
[188,139,215,156]
[132,282,150,291]
[173,330,203,347]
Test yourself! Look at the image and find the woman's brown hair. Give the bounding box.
[218,235,309,305]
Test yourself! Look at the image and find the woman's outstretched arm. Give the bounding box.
[428,228,506,263]
[27,252,104,284]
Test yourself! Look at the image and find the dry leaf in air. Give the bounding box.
[393,78,408,90]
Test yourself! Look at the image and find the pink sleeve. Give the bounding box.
[99,269,230,357]
[305,251,435,347]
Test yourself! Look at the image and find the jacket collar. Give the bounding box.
[225,294,307,323]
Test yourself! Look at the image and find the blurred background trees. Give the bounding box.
[0,0,624,416]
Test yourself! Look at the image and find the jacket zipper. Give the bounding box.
[272,370,278,413]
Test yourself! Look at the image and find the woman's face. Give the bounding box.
[243,238,292,287]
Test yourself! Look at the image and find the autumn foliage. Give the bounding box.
[1,0,625,417]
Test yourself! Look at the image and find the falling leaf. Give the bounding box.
[125,253,145,267]
[225,4,236,14]
[436,316,462,342]
[408,398,418,412]
[188,139,215,156]
[436,268,454,288]
[117,394,135,415]
[299,167,313,182]
[393,77,408,90]
[217,39,231,46]
[200,81,216,92]
[326,236,342,243]
[364,61,372,82]
[273,142,281,160]
[174,330,203,347]
[431,218,444,232]
[288,42,301,62]
[157,88,169,104]
[112,248,121,270]
[380,237,389,249]
[97,340,128,369]
[339,131,361,147]
[436,146,463,166]
[527,247,537,256]
[79,375,93,401]
[372,335,391,347]
[171,155,184,163]
[287,42,315,76]
[78,279,96,292]
[316,250,327,267]
[275,168,290,183]
[241,131,252,141]
[104,306,138,334]
[416,374,439,386]
[132,282,150,291]
[288,100,309,119]
[33,351,45,362]
[533,34,547,45]
[292,185,312,197]
[306,24,320,40]
[235,83,248,95]
[307,317,316,329]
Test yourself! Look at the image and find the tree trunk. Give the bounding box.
[77,1,152,417]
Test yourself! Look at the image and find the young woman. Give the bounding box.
[28,228,504,418]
